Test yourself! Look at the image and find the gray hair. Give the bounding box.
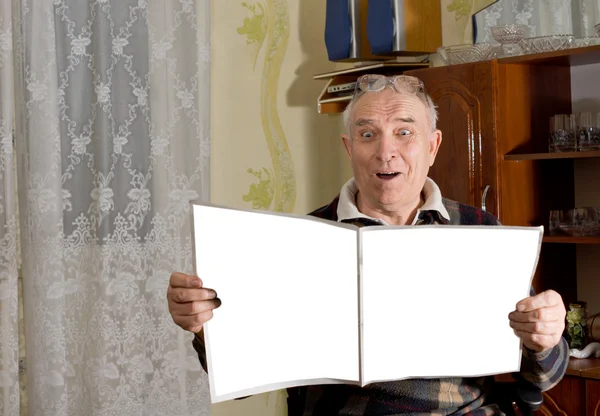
[342,87,439,135]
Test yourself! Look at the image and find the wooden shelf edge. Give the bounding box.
[504,150,600,161]
[498,44,600,66]
[543,235,600,244]
[318,101,350,114]
[566,357,600,379]
[313,61,430,80]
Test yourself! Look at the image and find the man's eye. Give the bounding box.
[361,131,374,139]
[398,129,412,136]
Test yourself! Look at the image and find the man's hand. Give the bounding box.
[167,272,221,333]
[509,290,566,353]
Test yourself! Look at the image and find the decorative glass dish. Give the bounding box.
[437,43,493,65]
[572,36,600,48]
[550,207,600,237]
[519,35,574,54]
[491,24,528,56]
[490,44,504,59]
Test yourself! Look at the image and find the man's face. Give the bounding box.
[342,88,442,211]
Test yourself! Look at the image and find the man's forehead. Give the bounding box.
[351,90,427,123]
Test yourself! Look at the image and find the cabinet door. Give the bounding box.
[587,379,600,415]
[533,376,585,415]
[406,62,498,216]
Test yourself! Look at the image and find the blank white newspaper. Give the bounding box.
[192,203,361,403]
[360,226,542,385]
[191,203,543,403]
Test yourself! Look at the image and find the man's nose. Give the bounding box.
[375,134,398,162]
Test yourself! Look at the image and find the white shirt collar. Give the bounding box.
[336,177,451,225]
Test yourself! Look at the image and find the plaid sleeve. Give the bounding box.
[515,337,569,391]
[192,331,208,373]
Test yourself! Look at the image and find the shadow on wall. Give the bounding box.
[572,98,600,113]
[286,0,353,211]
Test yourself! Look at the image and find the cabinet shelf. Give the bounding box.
[314,61,430,114]
[313,61,430,80]
[498,44,600,67]
[504,150,600,161]
[543,235,600,244]
[566,357,600,379]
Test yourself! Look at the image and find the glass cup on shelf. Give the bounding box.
[436,43,494,65]
[558,207,600,236]
[577,112,600,152]
[491,24,528,56]
[576,207,600,236]
[549,114,577,152]
[549,210,561,235]
[586,207,600,236]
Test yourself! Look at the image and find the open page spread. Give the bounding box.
[359,226,542,385]
[192,204,360,403]
[191,203,543,403]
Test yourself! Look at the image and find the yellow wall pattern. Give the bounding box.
[237,1,296,213]
[442,0,497,46]
[210,0,351,217]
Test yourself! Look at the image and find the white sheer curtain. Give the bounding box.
[474,0,600,42]
[2,0,211,415]
[0,0,20,414]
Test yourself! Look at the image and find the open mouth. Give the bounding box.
[376,172,400,180]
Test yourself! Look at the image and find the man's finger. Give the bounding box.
[509,320,561,335]
[509,307,558,323]
[172,310,214,332]
[169,298,222,316]
[170,272,202,289]
[516,290,560,312]
[169,287,217,303]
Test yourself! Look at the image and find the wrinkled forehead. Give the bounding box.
[350,88,429,124]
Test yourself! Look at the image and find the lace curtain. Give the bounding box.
[474,0,600,42]
[0,0,20,414]
[1,0,211,414]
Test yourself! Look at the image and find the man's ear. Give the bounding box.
[342,134,352,159]
[428,129,442,166]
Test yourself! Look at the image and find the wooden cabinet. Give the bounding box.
[536,375,600,415]
[406,53,581,304]
[409,47,600,415]
[586,379,600,415]
[405,62,498,217]
[540,376,586,415]
[539,359,600,415]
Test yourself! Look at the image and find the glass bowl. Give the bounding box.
[491,24,528,55]
[557,207,600,237]
[437,43,493,65]
[519,35,574,54]
[491,24,528,43]
[572,36,600,48]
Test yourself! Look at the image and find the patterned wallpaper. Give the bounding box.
[237,1,296,213]
[442,0,498,45]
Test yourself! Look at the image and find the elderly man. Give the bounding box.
[167,74,569,415]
